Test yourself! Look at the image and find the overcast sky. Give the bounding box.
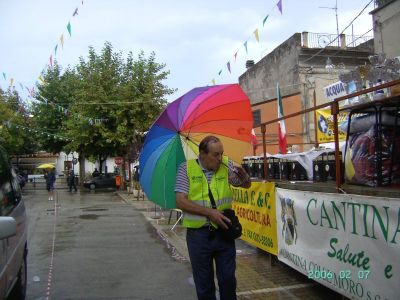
[0,0,375,102]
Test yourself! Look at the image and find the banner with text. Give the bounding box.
[316,108,348,143]
[276,188,399,300]
[232,182,277,255]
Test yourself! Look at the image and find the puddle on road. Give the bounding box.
[81,208,108,212]
[78,214,99,220]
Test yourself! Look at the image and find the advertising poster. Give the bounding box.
[276,188,399,300]
[231,182,277,255]
[316,108,348,143]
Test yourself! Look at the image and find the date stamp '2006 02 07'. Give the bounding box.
[308,269,371,280]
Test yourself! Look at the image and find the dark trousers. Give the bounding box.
[186,228,237,300]
[68,179,77,191]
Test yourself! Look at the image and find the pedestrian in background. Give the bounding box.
[67,167,77,192]
[175,135,251,300]
[92,168,100,177]
[44,168,56,201]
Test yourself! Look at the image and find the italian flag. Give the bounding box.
[251,129,258,151]
[277,83,287,154]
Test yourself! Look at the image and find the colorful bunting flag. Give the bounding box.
[60,34,64,49]
[277,0,283,14]
[67,22,72,37]
[262,15,269,27]
[253,29,259,43]
[218,70,222,76]
[211,79,216,85]
[73,8,78,17]
[227,61,231,74]
[50,54,53,67]
[234,51,238,61]
[2,72,6,80]
[244,41,248,54]
[10,78,14,87]
[54,44,58,56]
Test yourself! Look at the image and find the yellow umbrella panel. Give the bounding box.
[37,163,55,169]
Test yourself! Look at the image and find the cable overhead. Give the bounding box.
[302,0,374,65]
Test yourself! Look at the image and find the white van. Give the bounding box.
[0,146,28,299]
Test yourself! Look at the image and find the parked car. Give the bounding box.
[83,173,116,190]
[0,146,28,299]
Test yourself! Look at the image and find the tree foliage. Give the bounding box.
[31,41,175,169]
[0,88,38,155]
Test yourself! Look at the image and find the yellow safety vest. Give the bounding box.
[183,157,233,228]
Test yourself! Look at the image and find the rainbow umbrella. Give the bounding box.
[139,84,253,209]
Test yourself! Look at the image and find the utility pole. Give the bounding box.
[319,0,339,46]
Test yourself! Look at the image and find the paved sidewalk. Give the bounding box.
[118,190,344,300]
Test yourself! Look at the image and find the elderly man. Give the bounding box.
[175,135,251,300]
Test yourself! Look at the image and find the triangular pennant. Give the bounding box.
[227,61,231,74]
[73,8,78,17]
[67,22,72,37]
[211,79,216,85]
[262,15,269,27]
[234,51,238,61]
[10,78,14,87]
[2,72,6,80]
[253,29,259,43]
[244,41,248,54]
[54,44,58,56]
[277,0,283,14]
[218,70,222,76]
[60,34,64,49]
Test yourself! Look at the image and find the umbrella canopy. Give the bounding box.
[37,163,55,169]
[139,84,253,209]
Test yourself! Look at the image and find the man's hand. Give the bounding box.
[208,209,231,229]
[230,166,251,188]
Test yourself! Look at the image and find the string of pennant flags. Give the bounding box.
[1,120,72,142]
[1,1,84,94]
[3,0,284,116]
[0,0,107,126]
[211,0,283,85]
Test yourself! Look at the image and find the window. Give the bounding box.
[253,109,261,127]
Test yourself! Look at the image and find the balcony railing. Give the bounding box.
[301,32,373,49]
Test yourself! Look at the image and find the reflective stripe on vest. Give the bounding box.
[183,157,233,228]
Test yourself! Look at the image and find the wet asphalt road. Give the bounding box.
[23,188,197,300]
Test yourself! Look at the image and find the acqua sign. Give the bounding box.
[323,81,346,101]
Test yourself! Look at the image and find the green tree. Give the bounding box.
[65,42,174,174]
[32,42,174,182]
[31,62,76,154]
[0,88,38,156]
